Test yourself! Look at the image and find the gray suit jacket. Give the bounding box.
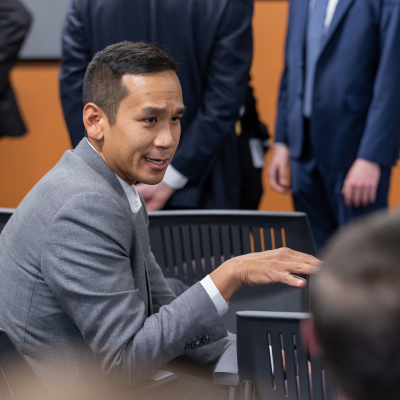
[0,139,227,392]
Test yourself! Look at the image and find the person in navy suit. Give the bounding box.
[269,0,400,251]
[59,0,253,210]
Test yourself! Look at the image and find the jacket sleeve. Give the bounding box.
[0,0,31,88]
[170,0,253,182]
[41,192,227,385]
[356,0,400,167]
[274,64,289,145]
[59,0,91,148]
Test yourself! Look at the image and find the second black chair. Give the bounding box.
[236,311,336,400]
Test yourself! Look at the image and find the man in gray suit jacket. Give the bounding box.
[0,42,319,398]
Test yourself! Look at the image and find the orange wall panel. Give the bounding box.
[251,1,293,212]
[0,62,71,208]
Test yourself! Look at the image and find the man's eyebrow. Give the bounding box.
[176,106,187,115]
[141,106,187,115]
[142,107,166,115]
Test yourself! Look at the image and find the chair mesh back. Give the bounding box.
[237,311,336,400]
[148,211,316,331]
[0,209,14,234]
[149,210,315,284]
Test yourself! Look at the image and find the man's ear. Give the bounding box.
[300,317,322,356]
[83,103,107,141]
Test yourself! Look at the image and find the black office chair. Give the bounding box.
[0,207,13,234]
[236,311,336,400]
[148,210,316,332]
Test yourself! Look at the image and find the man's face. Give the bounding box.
[93,70,185,185]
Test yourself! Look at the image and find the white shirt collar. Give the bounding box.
[324,0,339,31]
[85,138,142,215]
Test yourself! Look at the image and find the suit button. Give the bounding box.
[185,344,192,351]
[204,336,210,344]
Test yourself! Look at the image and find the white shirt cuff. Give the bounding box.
[162,164,189,189]
[200,275,229,317]
[273,142,288,147]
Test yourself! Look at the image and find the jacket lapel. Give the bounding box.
[320,0,355,52]
[296,0,312,95]
[295,0,310,56]
[134,207,154,316]
[73,138,152,316]
[129,227,152,317]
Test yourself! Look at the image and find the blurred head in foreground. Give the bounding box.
[310,211,400,400]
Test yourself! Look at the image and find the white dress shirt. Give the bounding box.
[324,0,340,31]
[86,138,228,316]
[162,164,188,189]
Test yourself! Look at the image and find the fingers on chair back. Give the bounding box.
[148,211,316,332]
[236,311,337,400]
[149,211,315,287]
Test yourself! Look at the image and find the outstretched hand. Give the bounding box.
[210,247,321,302]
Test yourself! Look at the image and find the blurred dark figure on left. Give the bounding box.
[0,0,31,138]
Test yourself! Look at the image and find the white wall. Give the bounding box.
[19,0,70,59]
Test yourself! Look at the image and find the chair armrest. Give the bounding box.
[212,342,239,387]
[134,370,178,398]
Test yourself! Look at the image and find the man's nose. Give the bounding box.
[154,125,176,148]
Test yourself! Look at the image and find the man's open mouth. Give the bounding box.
[144,157,167,165]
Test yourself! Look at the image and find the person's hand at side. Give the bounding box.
[268,144,292,194]
[210,247,321,302]
[136,182,176,211]
[342,158,381,208]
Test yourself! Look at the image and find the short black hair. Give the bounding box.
[311,211,400,400]
[82,41,178,125]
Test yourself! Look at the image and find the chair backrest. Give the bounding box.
[0,329,47,400]
[148,210,316,332]
[0,208,14,234]
[236,311,336,400]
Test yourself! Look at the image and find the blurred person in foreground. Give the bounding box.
[304,211,400,400]
[0,0,31,138]
[269,0,400,252]
[60,0,253,210]
[0,42,320,399]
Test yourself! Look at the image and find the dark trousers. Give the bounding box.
[291,125,391,253]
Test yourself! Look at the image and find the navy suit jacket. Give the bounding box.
[59,0,253,208]
[275,0,400,171]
